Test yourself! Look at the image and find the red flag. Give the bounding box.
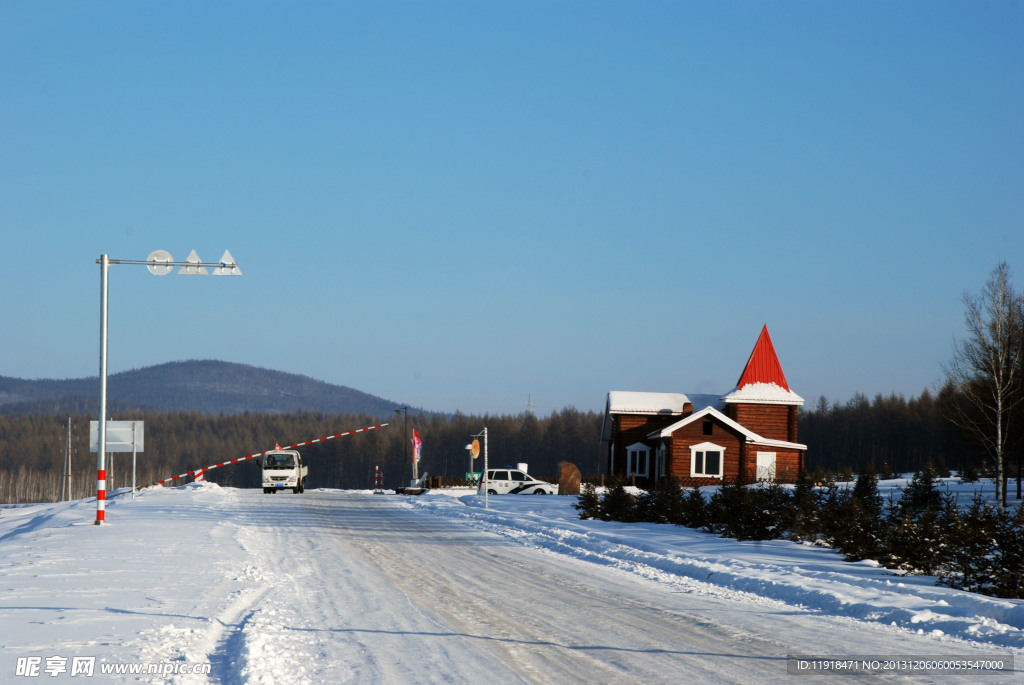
[412,430,422,463]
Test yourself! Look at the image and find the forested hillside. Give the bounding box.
[0,360,416,417]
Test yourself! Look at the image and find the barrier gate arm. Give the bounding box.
[148,422,390,487]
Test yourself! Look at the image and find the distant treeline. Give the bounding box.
[0,409,603,503]
[2,386,1020,504]
[801,388,1022,483]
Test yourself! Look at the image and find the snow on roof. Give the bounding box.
[606,391,691,415]
[721,381,805,406]
[601,391,693,442]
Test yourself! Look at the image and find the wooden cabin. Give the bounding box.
[601,325,806,487]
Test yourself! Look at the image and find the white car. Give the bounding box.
[477,468,556,495]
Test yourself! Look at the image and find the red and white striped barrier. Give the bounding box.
[148,422,389,487]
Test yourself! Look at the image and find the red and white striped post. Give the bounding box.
[149,423,390,487]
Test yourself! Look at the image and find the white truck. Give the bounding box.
[261,449,307,494]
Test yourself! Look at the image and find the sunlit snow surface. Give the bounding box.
[0,478,1019,683]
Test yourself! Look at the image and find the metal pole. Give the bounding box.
[483,426,489,510]
[61,417,70,501]
[402,407,408,485]
[131,422,137,499]
[96,255,108,524]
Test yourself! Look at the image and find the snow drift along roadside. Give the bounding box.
[400,490,1024,651]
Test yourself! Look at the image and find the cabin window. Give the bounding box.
[702,420,713,436]
[690,441,724,478]
[625,442,650,477]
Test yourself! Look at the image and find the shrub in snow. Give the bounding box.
[940,494,1001,594]
[882,467,954,576]
[681,486,709,530]
[600,477,638,522]
[833,469,886,562]
[574,483,601,520]
[786,471,822,544]
[572,470,1024,600]
[635,476,686,525]
[958,462,981,483]
[707,482,790,541]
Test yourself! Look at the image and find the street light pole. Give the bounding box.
[96,255,109,524]
[94,250,241,525]
[395,406,408,485]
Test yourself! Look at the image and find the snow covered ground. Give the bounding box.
[0,479,1020,683]
[409,482,1024,648]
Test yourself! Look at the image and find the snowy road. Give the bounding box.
[273,491,793,684]
[0,485,1018,684]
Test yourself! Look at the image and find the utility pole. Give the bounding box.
[62,417,72,501]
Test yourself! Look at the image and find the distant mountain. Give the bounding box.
[0,360,420,417]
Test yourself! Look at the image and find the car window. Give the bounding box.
[511,471,527,481]
[494,471,509,480]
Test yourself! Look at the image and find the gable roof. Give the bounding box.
[722,325,804,406]
[601,391,691,442]
[647,405,806,451]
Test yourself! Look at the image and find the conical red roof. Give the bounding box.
[736,324,790,390]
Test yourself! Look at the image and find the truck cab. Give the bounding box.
[261,449,308,494]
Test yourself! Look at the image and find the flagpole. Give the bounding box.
[411,433,418,484]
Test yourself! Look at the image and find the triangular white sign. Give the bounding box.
[212,249,242,276]
[178,249,208,275]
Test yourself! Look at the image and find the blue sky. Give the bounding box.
[2,1,1021,416]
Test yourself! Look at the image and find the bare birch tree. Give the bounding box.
[942,262,1024,509]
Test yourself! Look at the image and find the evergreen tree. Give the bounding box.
[745,482,791,541]
[574,483,602,520]
[787,470,822,543]
[884,466,953,575]
[898,465,944,519]
[681,487,709,530]
[636,477,685,525]
[991,503,1024,599]
[835,468,885,561]
[939,494,998,594]
[818,484,853,548]
[600,477,638,522]
[958,461,980,483]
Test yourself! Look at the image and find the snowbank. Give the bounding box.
[401,486,1024,651]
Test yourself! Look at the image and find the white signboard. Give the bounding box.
[89,421,144,453]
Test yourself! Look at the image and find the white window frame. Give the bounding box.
[625,442,650,478]
[690,441,724,479]
[656,443,667,479]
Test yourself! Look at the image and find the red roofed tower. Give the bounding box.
[736,324,791,391]
[722,325,804,443]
